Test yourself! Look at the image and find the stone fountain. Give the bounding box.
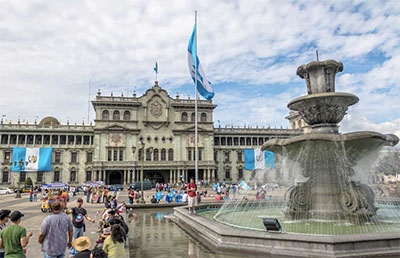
[262,59,399,222]
[174,59,400,258]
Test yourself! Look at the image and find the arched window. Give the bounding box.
[201,113,207,122]
[102,110,109,120]
[123,111,131,121]
[161,149,166,161]
[153,149,159,161]
[146,148,151,161]
[191,113,195,122]
[168,149,174,161]
[113,110,120,120]
[181,112,188,122]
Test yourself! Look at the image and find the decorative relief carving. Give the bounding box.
[108,133,125,147]
[150,100,163,117]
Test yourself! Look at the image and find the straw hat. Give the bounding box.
[72,236,91,251]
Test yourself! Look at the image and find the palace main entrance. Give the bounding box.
[107,170,123,185]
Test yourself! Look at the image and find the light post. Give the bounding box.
[139,140,145,203]
[15,160,23,198]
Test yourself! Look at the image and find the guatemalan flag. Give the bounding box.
[11,147,52,172]
[244,148,275,170]
[187,25,215,101]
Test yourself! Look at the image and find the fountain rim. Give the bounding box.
[287,92,359,110]
[261,131,399,151]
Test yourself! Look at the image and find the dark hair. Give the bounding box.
[91,246,108,258]
[51,200,63,211]
[111,224,126,244]
[0,209,11,220]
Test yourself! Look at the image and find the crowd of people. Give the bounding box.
[0,193,128,258]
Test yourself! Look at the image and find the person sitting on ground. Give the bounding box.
[103,224,126,258]
[72,236,91,258]
[151,196,157,203]
[215,193,222,201]
[0,211,33,258]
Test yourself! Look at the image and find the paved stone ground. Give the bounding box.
[0,186,286,258]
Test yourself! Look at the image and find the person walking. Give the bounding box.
[33,188,38,202]
[0,210,11,258]
[0,211,33,258]
[29,189,33,202]
[187,178,197,215]
[38,200,73,258]
[66,198,95,257]
[102,224,126,258]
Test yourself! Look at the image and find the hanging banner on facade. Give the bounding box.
[11,147,52,172]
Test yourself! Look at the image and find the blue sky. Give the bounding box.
[0,0,399,136]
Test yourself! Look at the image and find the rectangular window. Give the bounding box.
[119,150,123,161]
[225,169,230,179]
[4,151,11,163]
[37,171,44,182]
[43,135,50,145]
[60,135,66,145]
[76,136,82,145]
[188,150,192,161]
[234,137,239,146]
[113,150,118,161]
[87,152,93,163]
[214,137,220,146]
[1,135,8,145]
[35,135,42,145]
[198,149,202,161]
[55,152,61,164]
[86,171,92,181]
[10,135,17,145]
[237,152,243,162]
[27,135,34,145]
[108,150,112,161]
[240,137,245,146]
[54,170,60,182]
[224,152,230,162]
[246,137,251,146]
[18,135,25,145]
[227,138,232,146]
[19,171,26,183]
[71,152,77,163]
[252,138,257,145]
[51,135,58,145]
[68,136,74,145]
[238,168,243,179]
[2,171,9,183]
[83,136,90,145]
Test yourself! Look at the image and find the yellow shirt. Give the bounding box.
[103,236,126,258]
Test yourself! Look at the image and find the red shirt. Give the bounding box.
[187,183,197,197]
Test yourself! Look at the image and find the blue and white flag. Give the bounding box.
[11,147,52,172]
[239,180,249,191]
[154,61,158,73]
[187,25,215,101]
[244,148,274,170]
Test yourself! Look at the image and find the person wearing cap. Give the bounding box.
[66,198,95,257]
[38,200,73,258]
[71,236,91,258]
[0,210,11,258]
[0,211,32,258]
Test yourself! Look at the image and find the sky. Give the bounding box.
[0,0,400,137]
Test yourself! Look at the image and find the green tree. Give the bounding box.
[25,177,33,186]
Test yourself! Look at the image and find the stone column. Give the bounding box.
[169,169,173,184]
[174,170,178,184]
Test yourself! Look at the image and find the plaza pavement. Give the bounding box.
[0,186,286,258]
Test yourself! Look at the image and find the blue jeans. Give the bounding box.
[69,226,84,256]
[44,253,65,258]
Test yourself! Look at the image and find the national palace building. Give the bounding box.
[0,82,303,187]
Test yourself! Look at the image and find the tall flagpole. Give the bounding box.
[194,11,199,184]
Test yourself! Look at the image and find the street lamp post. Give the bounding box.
[15,160,23,198]
[139,140,145,203]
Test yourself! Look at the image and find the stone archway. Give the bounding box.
[108,171,123,185]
